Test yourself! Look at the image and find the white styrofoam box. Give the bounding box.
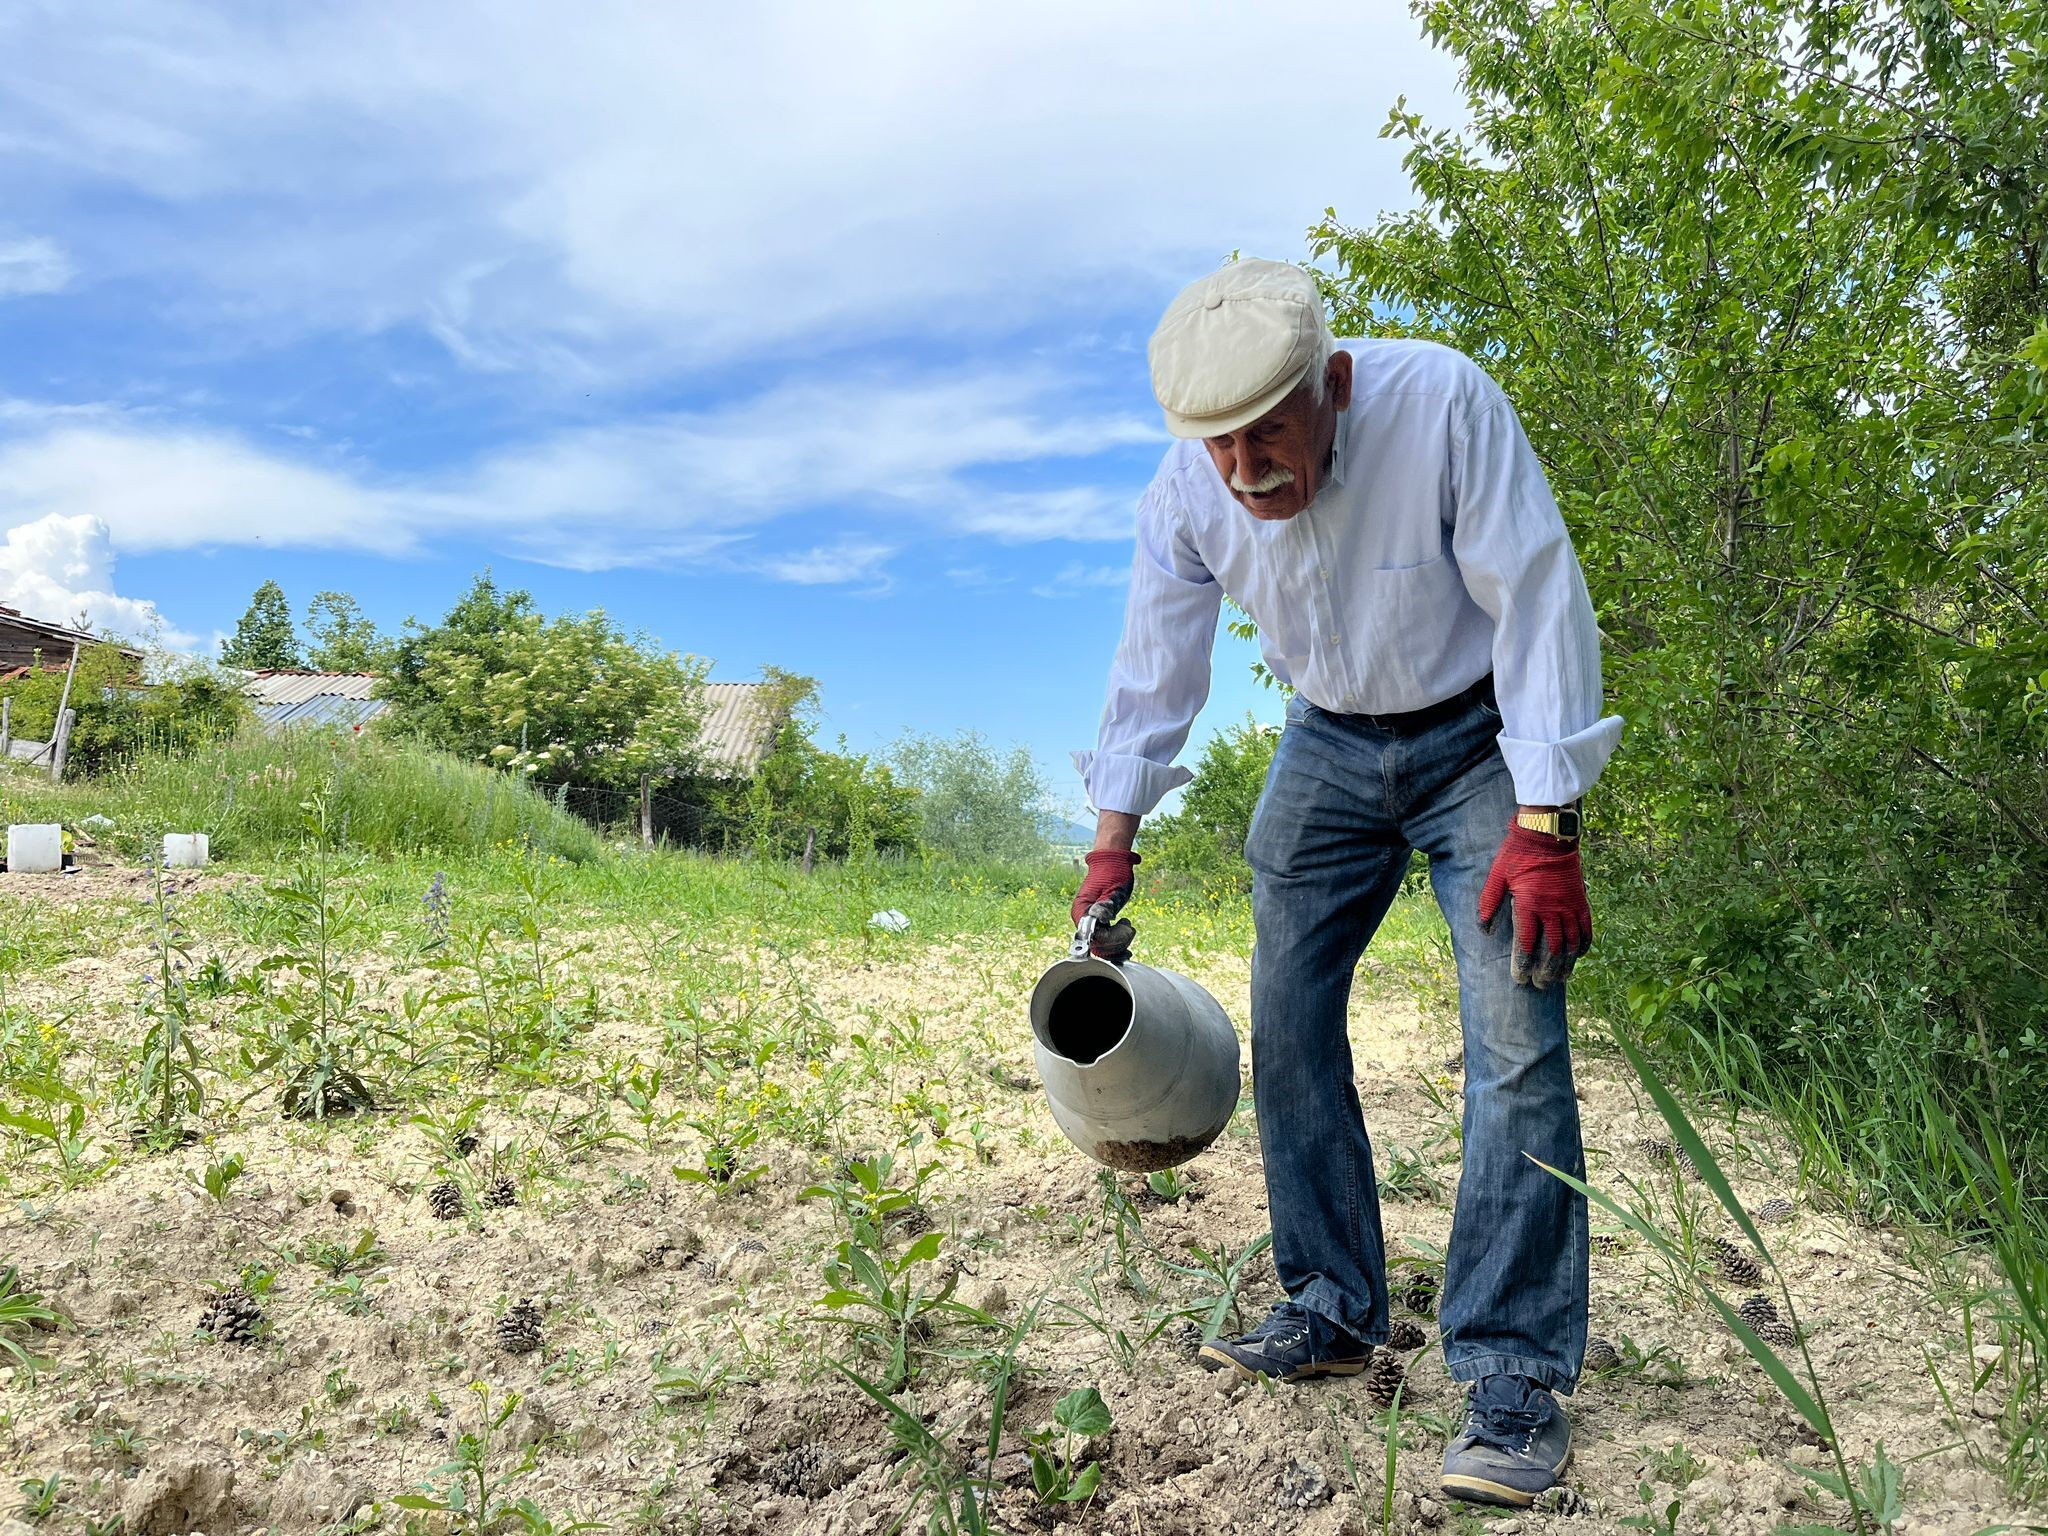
[6,824,63,874]
[163,832,210,869]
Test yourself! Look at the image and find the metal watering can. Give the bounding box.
[1029,904,1242,1172]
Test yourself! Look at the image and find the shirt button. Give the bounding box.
[1319,566,1329,579]
[1330,633,1342,645]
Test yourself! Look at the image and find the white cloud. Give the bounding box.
[0,513,193,646]
[0,236,72,297]
[0,366,1154,580]
[0,426,416,556]
[0,3,1461,375]
[756,541,895,587]
[1031,561,1132,599]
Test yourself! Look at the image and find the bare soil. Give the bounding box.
[0,912,2028,1535]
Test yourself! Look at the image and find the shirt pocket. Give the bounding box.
[1358,555,1467,694]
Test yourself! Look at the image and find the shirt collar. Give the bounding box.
[1327,401,1351,489]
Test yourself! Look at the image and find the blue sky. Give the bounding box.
[0,2,1461,820]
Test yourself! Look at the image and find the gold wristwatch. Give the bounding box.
[1516,803,1583,842]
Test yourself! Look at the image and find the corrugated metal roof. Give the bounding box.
[238,670,778,775]
[697,682,779,777]
[242,671,382,705]
[255,696,392,732]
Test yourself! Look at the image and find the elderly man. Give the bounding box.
[1070,260,1621,1507]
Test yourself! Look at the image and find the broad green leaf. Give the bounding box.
[1064,1462,1103,1502]
[1055,1386,1112,1437]
[900,1230,945,1268]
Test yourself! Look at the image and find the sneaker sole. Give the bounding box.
[1195,1344,1369,1382]
[1440,1442,1573,1509]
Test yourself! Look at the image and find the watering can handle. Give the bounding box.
[1070,900,1129,962]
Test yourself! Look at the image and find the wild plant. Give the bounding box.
[318,1274,384,1316]
[671,1081,765,1189]
[1161,1232,1272,1341]
[127,855,205,1150]
[816,1224,961,1392]
[412,1097,489,1166]
[395,1382,541,1535]
[188,1152,247,1203]
[255,792,375,1118]
[1540,1037,1898,1535]
[1052,1276,1173,1378]
[16,1473,60,1522]
[1092,1169,1150,1295]
[1026,1386,1111,1509]
[1375,1143,1445,1204]
[619,1062,689,1150]
[0,1068,98,1188]
[801,1152,938,1248]
[300,1229,388,1278]
[1145,1166,1197,1203]
[0,1268,56,1370]
[835,1301,1040,1536]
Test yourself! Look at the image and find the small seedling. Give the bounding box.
[193,1152,247,1203]
[1027,1387,1111,1507]
[17,1474,61,1522]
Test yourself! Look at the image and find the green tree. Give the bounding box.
[303,591,392,673]
[888,730,1050,863]
[705,670,921,858]
[0,645,247,774]
[219,580,299,670]
[1306,0,2047,1203]
[1143,715,1279,896]
[379,574,708,791]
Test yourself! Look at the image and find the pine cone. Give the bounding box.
[1274,1459,1332,1511]
[885,1205,934,1237]
[482,1174,518,1209]
[198,1285,263,1346]
[495,1298,543,1354]
[1385,1319,1427,1352]
[1736,1292,1796,1346]
[1591,1233,1624,1257]
[1400,1270,1439,1317]
[1638,1136,1698,1175]
[1583,1336,1621,1374]
[427,1180,465,1220]
[454,1130,481,1157]
[1365,1348,1407,1408]
[766,1440,833,1499]
[1709,1235,1763,1286]
[1753,1196,1794,1224]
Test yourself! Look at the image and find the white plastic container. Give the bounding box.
[163,832,210,869]
[5,824,63,874]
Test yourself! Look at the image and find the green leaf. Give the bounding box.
[1030,1451,1059,1502]
[899,1230,944,1269]
[1054,1386,1112,1437]
[1063,1461,1102,1503]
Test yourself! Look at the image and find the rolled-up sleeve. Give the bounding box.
[1451,391,1623,805]
[1072,477,1222,815]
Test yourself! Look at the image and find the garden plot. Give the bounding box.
[0,852,2033,1535]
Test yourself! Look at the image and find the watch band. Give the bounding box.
[1516,805,1583,841]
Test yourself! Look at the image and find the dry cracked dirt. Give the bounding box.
[0,873,2034,1536]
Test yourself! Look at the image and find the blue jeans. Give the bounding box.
[1243,683,1587,1392]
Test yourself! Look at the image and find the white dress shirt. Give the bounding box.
[1075,337,1622,816]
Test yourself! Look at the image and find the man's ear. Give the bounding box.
[1327,348,1354,412]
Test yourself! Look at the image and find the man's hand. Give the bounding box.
[1071,849,1141,961]
[1477,816,1591,989]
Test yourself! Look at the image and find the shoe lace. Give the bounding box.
[1252,1301,1313,1346]
[1469,1401,1548,1453]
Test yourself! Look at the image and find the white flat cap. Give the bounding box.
[1148,259,1326,438]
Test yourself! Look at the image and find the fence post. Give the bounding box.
[49,707,74,783]
[640,773,653,849]
[800,829,815,876]
[0,696,10,758]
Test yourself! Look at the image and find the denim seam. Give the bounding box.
[1443,1351,1573,1394]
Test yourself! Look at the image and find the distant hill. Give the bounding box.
[1043,816,1095,848]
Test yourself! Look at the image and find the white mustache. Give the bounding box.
[1231,466,1295,495]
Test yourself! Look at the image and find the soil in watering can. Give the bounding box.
[1043,974,1133,1065]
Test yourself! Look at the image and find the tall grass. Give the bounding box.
[0,729,604,863]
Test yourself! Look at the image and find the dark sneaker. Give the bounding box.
[1440,1375,1573,1508]
[1196,1301,1369,1382]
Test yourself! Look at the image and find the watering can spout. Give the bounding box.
[1029,945,1241,1172]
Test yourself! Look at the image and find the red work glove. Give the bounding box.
[1477,824,1591,990]
[1071,849,1140,961]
